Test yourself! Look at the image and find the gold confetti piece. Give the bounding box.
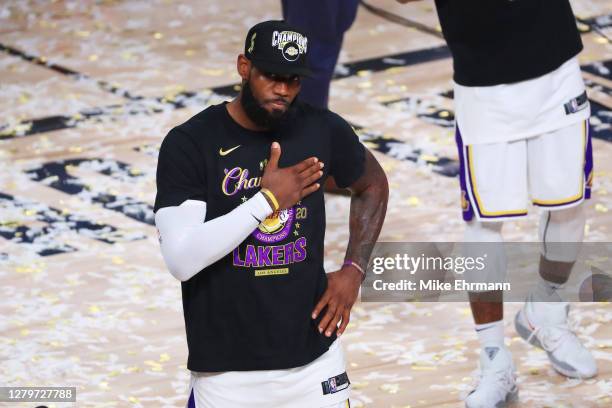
[99,382,109,389]
[419,154,439,163]
[410,364,438,371]
[357,70,371,77]
[153,32,163,40]
[14,122,33,133]
[598,343,611,349]
[18,92,30,104]
[23,209,35,216]
[594,37,609,45]
[112,256,125,265]
[20,328,30,336]
[376,95,400,103]
[380,383,400,394]
[31,355,40,362]
[76,30,90,37]
[15,266,38,274]
[185,49,196,57]
[88,54,98,62]
[529,368,539,375]
[68,146,83,153]
[0,128,16,137]
[385,67,405,75]
[159,353,170,362]
[128,397,139,404]
[109,370,120,377]
[438,110,450,118]
[595,203,608,213]
[357,82,372,89]
[576,22,590,33]
[127,366,140,372]
[88,305,101,313]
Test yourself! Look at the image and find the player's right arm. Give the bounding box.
[154,132,322,282]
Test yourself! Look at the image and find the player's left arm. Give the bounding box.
[312,148,389,337]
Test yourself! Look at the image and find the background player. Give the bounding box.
[398,1,596,407]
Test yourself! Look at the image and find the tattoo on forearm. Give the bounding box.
[345,150,389,272]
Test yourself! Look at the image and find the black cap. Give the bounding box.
[244,20,312,77]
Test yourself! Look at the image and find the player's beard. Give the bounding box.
[240,80,296,130]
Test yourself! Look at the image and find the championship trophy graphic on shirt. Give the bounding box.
[222,160,309,271]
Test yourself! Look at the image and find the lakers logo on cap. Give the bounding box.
[282,42,299,61]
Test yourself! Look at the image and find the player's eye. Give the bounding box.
[263,71,278,81]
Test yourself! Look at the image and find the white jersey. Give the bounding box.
[187,339,350,408]
[454,57,590,145]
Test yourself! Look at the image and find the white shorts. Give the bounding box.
[456,119,593,222]
[186,339,350,408]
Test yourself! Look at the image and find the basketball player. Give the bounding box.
[398,1,597,407]
[154,20,388,408]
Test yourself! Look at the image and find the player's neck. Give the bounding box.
[226,98,270,132]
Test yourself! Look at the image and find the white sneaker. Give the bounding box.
[465,346,518,408]
[515,299,597,379]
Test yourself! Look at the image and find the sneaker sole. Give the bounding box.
[464,386,519,408]
[514,309,585,379]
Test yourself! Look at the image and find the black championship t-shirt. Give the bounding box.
[435,0,583,86]
[154,102,366,372]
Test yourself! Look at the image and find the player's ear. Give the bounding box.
[237,54,251,81]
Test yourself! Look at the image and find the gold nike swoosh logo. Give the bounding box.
[219,145,241,156]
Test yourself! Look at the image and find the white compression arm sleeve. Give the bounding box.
[155,192,274,281]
